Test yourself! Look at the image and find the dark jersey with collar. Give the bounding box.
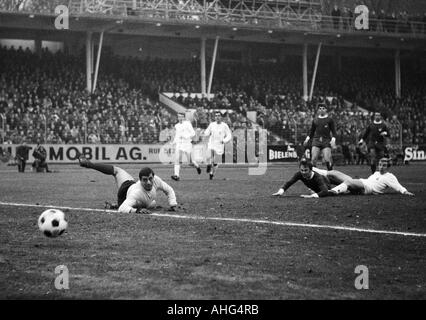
[282,171,331,197]
[309,116,336,140]
[362,121,388,146]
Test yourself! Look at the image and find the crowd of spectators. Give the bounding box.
[0,46,175,145]
[327,1,426,33]
[1,45,425,155]
[0,0,67,14]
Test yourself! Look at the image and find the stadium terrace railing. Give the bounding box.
[0,0,415,36]
[67,1,425,37]
[1,1,425,36]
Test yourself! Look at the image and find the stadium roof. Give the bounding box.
[0,11,426,51]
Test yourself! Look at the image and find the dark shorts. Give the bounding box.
[312,137,331,150]
[117,180,136,206]
[368,144,385,159]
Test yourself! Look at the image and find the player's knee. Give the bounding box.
[113,166,125,177]
[343,178,353,186]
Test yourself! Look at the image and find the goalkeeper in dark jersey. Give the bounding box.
[303,104,336,170]
[359,112,389,174]
[272,158,332,198]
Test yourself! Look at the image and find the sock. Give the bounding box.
[332,183,348,194]
[212,163,218,175]
[326,162,333,171]
[88,163,115,175]
[313,167,328,176]
[192,160,199,168]
[174,164,180,176]
[207,164,212,173]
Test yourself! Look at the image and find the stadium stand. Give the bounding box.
[1,44,425,154]
[0,46,176,145]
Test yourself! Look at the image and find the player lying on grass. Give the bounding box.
[78,156,178,214]
[322,157,414,197]
[272,158,414,198]
[272,158,332,198]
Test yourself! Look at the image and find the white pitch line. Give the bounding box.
[1,201,425,238]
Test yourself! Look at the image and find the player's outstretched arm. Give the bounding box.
[118,197,139,214]
[156,176,178,209]
[273,173,301,196]
[386,174,414,196]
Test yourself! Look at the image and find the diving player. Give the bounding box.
[78,156,178,214]
[272,158,332,198]
[327,157,414,197]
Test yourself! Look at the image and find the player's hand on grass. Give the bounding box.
[168,204,186,211]
[403,191,415,196]
[272,188,284,196]
[104,201,118,210]
[300,194,319,198]
[136,208,151,215]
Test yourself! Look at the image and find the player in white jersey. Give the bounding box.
[319,158,414,197]
[171,113,201,181]
[78,156,178,214]
[204,111,232,179]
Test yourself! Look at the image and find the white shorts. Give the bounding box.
[114,167,134,187]
[208,142,225,156]
[176,143,193,155]
[360,179,374,195]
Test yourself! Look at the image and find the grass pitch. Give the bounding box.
[0,163,425,299]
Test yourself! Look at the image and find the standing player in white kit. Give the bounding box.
[171,113,201,181]
[204,111,232,180]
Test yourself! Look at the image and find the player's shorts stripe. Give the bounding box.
[0,201,425,238]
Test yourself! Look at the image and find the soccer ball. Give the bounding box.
[38,209,68,238]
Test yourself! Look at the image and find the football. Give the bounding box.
[38,209,68,238]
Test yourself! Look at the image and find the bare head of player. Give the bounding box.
[374,112,382,122]
[139,167,155,191]
[177,113,185,123]
[299,158,313,179]
[215,111,222,123]
[318,104,327,117]
[378,158,390,175]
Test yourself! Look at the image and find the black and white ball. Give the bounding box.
[38,209,68,238]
